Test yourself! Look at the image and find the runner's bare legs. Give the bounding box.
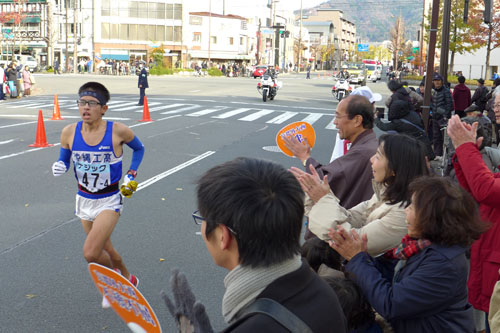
[81,210,131,279]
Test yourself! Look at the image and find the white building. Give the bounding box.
[452,47,500,80]
[185,12,252,67]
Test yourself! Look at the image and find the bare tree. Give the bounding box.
[388,16,405,69]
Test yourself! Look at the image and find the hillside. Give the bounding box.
[301,0,424,42]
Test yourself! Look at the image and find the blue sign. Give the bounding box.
[357,43,369,52]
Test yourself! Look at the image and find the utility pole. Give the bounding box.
[91,0,95,73]
[298,0,302,72]
[73,2,77,74]
[208,0,211,63]
[422,0,440,131]
[439,0,451,83]
[65,0,68,72]
[256,19,261,64]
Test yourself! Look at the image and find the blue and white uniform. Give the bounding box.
[72,121,122,199]
[72,121,123,221]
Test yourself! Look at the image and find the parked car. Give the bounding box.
[0,54,39,72]
[253,65,268,78]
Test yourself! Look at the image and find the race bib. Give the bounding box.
[75,161,111,192]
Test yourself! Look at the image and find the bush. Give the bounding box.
[149,66,173,75]
[207,67,223,76]
[46,66,54,73]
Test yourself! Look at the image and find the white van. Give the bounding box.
[0,54,39,72]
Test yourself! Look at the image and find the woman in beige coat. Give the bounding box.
[291,134,429,256]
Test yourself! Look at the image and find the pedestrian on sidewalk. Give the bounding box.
[54,58,61,75]
[0,64,5,101]
[51,81,145,308]
[453,76,471,118]
[137,63,148,106]
[22,66,32,96]
[6,62,19,98]
[306,64,311,79]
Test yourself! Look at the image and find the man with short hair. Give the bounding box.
[430,73,453,157]
[51,81,145,308]
[196,157,347,331]
[137,63,149,106]
[471,78,489,111]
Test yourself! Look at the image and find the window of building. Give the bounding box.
[193,33,201,43]
[156,3,165,19]
[211,36,217,44]
[148,25,156,40]
[110,23,119,39]
[190,16,202,25]
[129,2,138,17]
[157,26,165,41]
[240,36,244,45]
[229,37,234,45]
[101,0,110,16]
[129,24,138,40]
[240,20,247,30]
[174,26,182,42]
[174,4,182,20]
[166,26,173,41]
[138,2,148,18]
[120,24,128,40]
[101,23,110,39]
[166,4,173,19]
[138,24,147,40]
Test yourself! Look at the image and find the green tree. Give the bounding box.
[423,0,482,73]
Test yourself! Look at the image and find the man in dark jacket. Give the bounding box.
[197,158,347,332]
[430,73,453,157]
[137,64,148,106]
[471,78,489,111]
[6,62,19,98]
[452,76,471,118]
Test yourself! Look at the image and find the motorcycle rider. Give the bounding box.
[337,65,350,80]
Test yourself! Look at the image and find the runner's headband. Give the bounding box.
[79,91,107,105]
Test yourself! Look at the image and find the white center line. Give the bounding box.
[0,139,15,145]
[137,151,216,191]
[0,121,38,129]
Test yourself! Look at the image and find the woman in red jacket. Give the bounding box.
[448,110,500,325]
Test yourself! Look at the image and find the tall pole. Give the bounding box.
[65,0,68,72]
[73,3,77,74]
[422,0,440,131]
[440,0,451,83]
[208,0,211,63]
[298,0,302,72]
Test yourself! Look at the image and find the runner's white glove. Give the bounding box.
[120,174,138,198]
[52,161,67,177]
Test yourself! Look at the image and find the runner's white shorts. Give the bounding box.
[75,192,123,222]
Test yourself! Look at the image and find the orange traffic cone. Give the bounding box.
[139,96,153,122]
[51,94,63,120]
[29,110,54,147]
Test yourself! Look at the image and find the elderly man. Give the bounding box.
[448,92,500,331]
[431,73,453,157]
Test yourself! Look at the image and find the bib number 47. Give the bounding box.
[82,172,108,188]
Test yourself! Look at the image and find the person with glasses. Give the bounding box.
[185,158,347,332]
[447,93,500,332]
[51,81,145,308]
[283,95,378,240]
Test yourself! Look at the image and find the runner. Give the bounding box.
[51,81,145,308]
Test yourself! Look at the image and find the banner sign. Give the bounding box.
[276,121,316,157]
[88,263,162,333]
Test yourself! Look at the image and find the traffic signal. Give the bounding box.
[285,31,290,38]
[484,0,493,23]
[280,30,284,38]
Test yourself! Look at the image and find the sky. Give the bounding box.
[186,0,327,15]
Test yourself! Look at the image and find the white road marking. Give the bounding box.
[300,113,323,125]
[187,107,227,117]
[266,111,299,124]
[129,115,182,128]
[0,139,15,144]
[239,109,274,121]
[211,108,252,119]
[0,121,38,129]
[190,90,201,93]
[8,103,47,109]
[118,102,161,111]
[325,117,337,130]
[229,101,332,111]
[146,103,188,112]
[0,143,60,161]
[137,151,216,191]
[161,105,200,114]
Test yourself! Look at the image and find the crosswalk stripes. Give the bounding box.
[3,98,337,130]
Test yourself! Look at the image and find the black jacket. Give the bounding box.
[223,261,347,332]
[6,67,17,81]
[431,86,453,119]
[471,85,489,111]
[137,68,149,88]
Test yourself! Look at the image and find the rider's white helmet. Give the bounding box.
[342,65,348,69]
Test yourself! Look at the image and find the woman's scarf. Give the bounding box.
[384,234,432,260]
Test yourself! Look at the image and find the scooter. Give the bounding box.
[257,74,282,102]
[331,78,352,102]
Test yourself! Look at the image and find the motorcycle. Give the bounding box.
[257,74,281,102]
[331,78,353,102]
